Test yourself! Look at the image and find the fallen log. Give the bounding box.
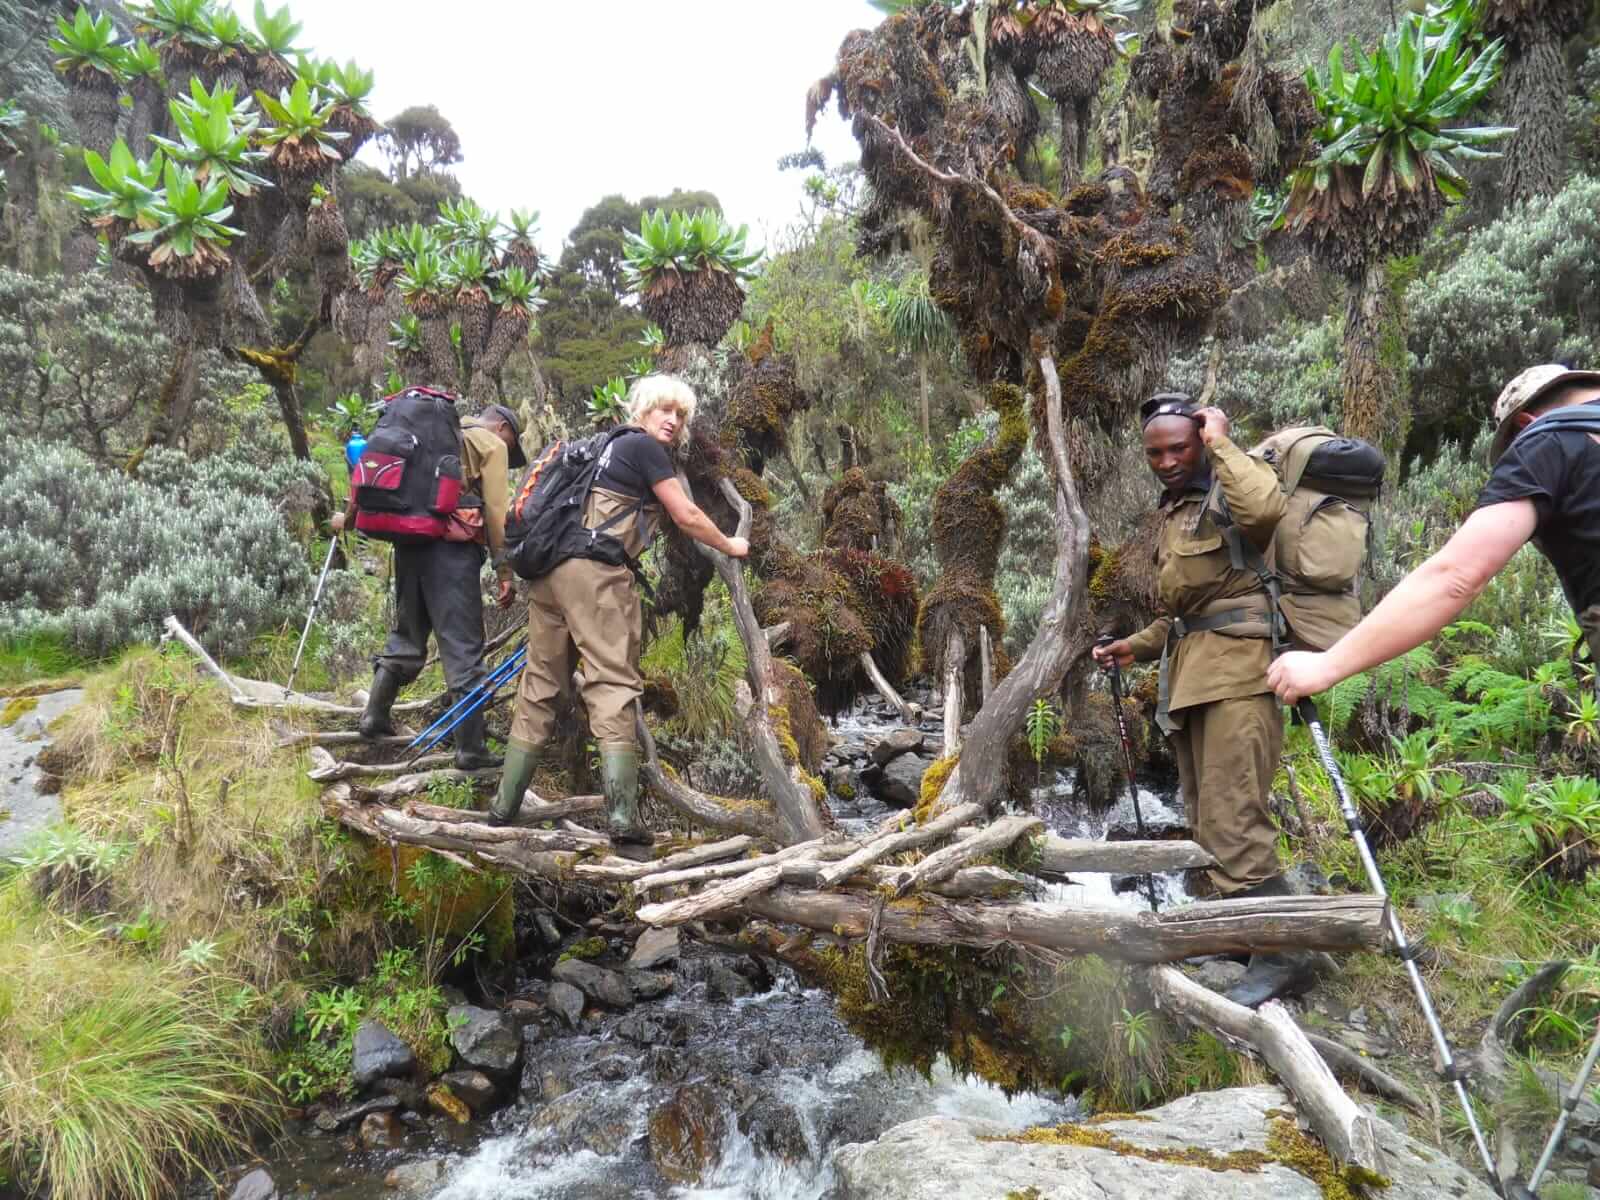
[1029,834,1215,877]
[571,835,759,883]
[324,786,585,879]
[353,768,499,803]
[1148,965,1378,1171]
[1302,1030,1429,1114]
[816,803,985,889]
[638,861,802,926]
[402,795,605,826]
[782,862,1029,901]
[887,814,1043,897]
[1473,959,1569,1089]
[277,730,414,750]
[859,651,918,724]
[308,753,453,782]
[942,628,965,758]
[740,888,1387,962]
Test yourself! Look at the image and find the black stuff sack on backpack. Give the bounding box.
[504,426,646,582]
[352,386,465,544]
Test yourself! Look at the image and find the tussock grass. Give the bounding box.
[0,876,274,1200]
[0,632,92,691]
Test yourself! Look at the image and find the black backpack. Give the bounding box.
[504,426,649,582]
[352,386,465,544]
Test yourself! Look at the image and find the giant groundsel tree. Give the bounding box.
[51,0,378,470]
[1284,10,1509,454]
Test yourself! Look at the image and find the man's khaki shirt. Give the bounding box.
[461,420,512,577]
[1123,436,1286,713]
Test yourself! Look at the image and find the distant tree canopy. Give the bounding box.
[535,188,720,420]
[377,103,462,181]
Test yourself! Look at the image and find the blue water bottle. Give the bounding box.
[345,429,367,469]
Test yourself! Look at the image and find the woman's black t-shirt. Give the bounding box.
[596,428,675,496]
[1475,404,1600,613]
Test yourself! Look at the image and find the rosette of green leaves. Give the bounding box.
[297,56,376,115]
[50,7,126,83]
[588,377,628,426]
[388,313,424,353]
[252,0,304,57]
[68,139,166,226]
[437,197,502,259]
[119,39,164,84]
[397,247,447,307]
[489,264,544,316]
[136,0,223,53]
[126,159,244,271]
[150,77,271,196]
[622,208,762,291]
[255,77,348,164]
[1293,16,1509,205]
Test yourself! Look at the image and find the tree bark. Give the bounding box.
[942,627,966,757]
[127,335,200,472]
[1501,25,1570,208]
[1030,834,1215,876]
[936,353,1091,813]
[886,814,1043,897]
[1339,260,1406,459]
[1148,966,1379,1171]
[815,801,986,889]
[740,888,1387,962]
[860,652,918,723]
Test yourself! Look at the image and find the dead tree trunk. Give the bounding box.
[936,353,1091,813]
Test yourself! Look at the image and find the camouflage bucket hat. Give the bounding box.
[1489,365,1600,463]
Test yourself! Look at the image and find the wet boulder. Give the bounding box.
[530,1084,646,1157]
[867,753,932,809]
[228,1168,278,1200]
[358,1110,403,1150]
[626,969,675,1000]
[870,729,926,766]
[546,980,586,1027]
[441,1069,499,1114]
[447,1004,522,1074]
[628,926,681,971]
[648,1083,729,1185]
[552,959,635,1009]
[830,1085,1500,1200]
[384,1160,445,1194]
[312,1094,399,1133]
[351,1020,416,1088]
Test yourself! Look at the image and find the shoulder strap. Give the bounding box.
[1207,487,1288,655]
[1532,406,1600,437]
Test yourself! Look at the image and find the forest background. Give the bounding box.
[6,0,1600,1197]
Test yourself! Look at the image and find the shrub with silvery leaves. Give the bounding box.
[0,437,311,657]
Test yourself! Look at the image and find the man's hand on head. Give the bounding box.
[1194,406,1230,447]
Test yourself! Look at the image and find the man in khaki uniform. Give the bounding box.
[1094,394,1308,1007]
[336,402,524,769]
[491,376,749,840]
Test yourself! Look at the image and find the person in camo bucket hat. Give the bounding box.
[1489,364,1600,463]
[1270,363,1600,709]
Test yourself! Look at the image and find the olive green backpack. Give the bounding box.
[1212,425,1386,652]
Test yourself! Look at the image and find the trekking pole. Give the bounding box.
[285,537,340,697]
[1096,635,1160,912]
[406,646,526,761]
[1518,1017,1600,1195]
[1295,696,1500,1186]
[405,646,525,753]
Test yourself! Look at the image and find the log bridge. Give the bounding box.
[307,741,1395,1172]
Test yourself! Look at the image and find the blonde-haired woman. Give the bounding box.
[491,375,749,840]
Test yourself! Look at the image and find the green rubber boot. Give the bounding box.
[601,744,650,846]
[488,740,540,826]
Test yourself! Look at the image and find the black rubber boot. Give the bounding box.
[1220,873,1324,1007]
[488,741,539,826]
[1224,951,1325,1009]
[358,665,402,739]
[602,745,651,847]
[451,695,502,771]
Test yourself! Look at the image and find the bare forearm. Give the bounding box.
[1323,559,1487,681]
[674,504,735,555]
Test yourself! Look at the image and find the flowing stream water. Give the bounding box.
[235,695,1190,1199]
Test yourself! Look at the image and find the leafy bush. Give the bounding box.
[1407,175,1600,444]
[0,266,254,461]
[1167,319,1344,440]
[0,437,313,657]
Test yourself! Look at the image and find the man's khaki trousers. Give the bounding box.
[1170,692,1284,894]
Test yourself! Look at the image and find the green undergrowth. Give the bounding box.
[0,647,510,1193]
[0,631,94,690]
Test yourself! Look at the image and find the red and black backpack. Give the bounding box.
[351,386,465,544]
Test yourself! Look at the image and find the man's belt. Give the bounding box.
[1156,596,1273,735]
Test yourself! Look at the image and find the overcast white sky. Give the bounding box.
[236,1,879,258]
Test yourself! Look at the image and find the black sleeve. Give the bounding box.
[628,433,676,487]
[1476,433,1564,528]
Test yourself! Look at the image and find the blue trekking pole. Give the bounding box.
[407,647,526,761]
